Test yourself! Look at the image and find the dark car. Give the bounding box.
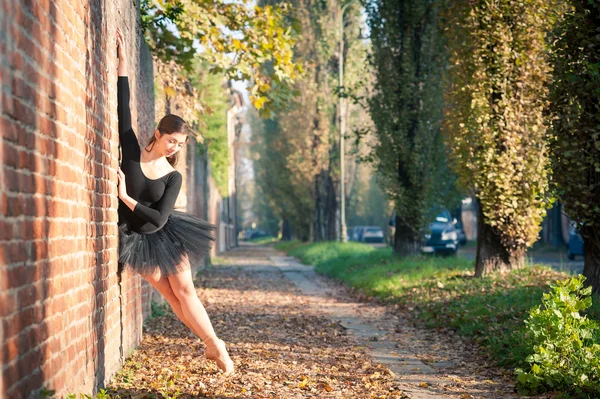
[421,210,459,255]
[568,223,584,260]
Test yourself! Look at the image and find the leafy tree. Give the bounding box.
[346,162,390,235]
[195,70,230,195]
[366,0,449,255]
[248,0,367,242]
[443,0,555,275]
[248,108,313,240]
[153,56,232,195]
[141,0,302,115]
[548,1,600,290]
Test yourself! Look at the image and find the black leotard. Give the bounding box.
[117,76,182,234]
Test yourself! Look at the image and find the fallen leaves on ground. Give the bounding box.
[107,248,408,398]
[107,245,555,399]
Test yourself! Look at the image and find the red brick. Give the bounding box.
[5,370,44,399]
[1,1,156,392]
[6,264,37,288]
[5,242,27,265]
[38,337,54,367]
[2,142,19,168]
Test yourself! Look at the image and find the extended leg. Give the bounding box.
[141,268,200,337]
[168,260,234,373]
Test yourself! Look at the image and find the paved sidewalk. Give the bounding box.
[108,243,544,398]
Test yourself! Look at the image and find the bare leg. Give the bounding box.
[141,268,200,337]
[166,262,216,341]
[168,258,234,373]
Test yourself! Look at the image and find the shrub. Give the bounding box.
[516,276,600,396]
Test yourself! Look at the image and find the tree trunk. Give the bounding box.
[582,228,600,293]
[281,219,292,241]
[393,215,419,256]
[475,198,525,277]
[313,170,322,242]
[552,202,564,247]
[325,173,338,241]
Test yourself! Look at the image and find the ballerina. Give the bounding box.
[115,28,234,374]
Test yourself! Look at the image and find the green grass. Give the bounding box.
[274,240,306,253]
[278,241,576,369]
[248,235,279,244]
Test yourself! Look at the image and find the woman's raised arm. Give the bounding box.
[116,28,138,150]
[117,28,128,77]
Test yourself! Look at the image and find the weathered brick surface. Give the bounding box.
[0,1,154,396]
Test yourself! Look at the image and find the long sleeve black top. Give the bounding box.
[117,76,182,234]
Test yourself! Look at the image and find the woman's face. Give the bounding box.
[156,131,187,158]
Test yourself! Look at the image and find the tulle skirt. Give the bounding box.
[118,210,217,276]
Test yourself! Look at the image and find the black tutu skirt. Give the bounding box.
[118,210,217,276]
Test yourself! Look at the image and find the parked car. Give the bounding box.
[241,229,269,240]
[360,226,386,243]
[388,209,459,254]
[568,223,584,260]
[421,209,459,256]
[351,226,367,242]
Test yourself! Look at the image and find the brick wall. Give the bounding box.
[0,1,154,396]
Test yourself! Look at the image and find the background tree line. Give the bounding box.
[250,0,375,241]
[248,0,600,291]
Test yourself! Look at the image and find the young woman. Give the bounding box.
[115,28,234,374]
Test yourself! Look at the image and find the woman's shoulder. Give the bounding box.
[166,169,183,183]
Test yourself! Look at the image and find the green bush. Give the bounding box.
[516,276,600,396]
[151,300,169,318]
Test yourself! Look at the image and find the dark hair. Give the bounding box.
[145,114,189,166]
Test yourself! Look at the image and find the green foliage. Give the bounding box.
[346,166,390,233]
[151,300,170,318]
[250,0,368,242]
[516,276,600,396]
[40,389,112,399]
[140,0,302,115]
[40,388,56,398]
[195,69,230,195]
[249,109,313,239]
[443,0,557,252]
[248,235,278,244]
[548,1,600,246]
[366,0,452,250]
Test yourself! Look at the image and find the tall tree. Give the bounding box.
[249,0,367,241]
[249,109,313,239]
[549,1,600,290]
[366,0,448,255]
[443,0,555,276]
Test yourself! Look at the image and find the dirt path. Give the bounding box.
[107,244,547,398]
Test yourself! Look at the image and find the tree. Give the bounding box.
[443,0,555,276]
[248,0,367,242]
[141,0,302,115]
[548,1,600,290]
[366,0,448,255]
[248,108,313,240]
